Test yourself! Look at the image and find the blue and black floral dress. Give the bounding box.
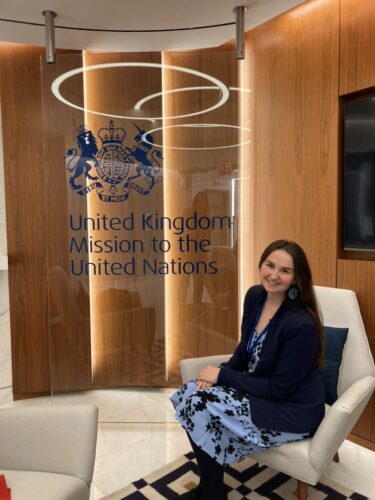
[170,313,309,466]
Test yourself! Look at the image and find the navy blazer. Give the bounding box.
[217,285,325,433]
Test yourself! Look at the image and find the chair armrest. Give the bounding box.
[309,375,375,473]
[0,405,98,486]
[179,354,231,383]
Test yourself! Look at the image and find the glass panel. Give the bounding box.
[40,48,250,420]
[162,49,241,380]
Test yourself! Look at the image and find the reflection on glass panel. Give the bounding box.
[40,48,249,405]
[163,50,241,382]
[82,53,165,388]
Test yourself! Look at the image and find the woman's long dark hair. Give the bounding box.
[258,240,325,368]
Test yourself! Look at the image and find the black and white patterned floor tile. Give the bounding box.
[102,452,368,500]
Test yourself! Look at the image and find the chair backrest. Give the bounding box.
[314,285,375,396]
[0,404,98,485]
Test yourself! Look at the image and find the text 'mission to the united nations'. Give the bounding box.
[69,212,235,276]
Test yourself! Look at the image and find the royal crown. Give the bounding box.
[76,124,88,137]
[98,120,125,145]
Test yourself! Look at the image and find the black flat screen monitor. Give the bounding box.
[343,96,375,251]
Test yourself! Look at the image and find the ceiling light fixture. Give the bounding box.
[42,10,57,64]
[233,6,247,60]
[141,123,251,150]
[51,62,230,120]
[134,86,251,110]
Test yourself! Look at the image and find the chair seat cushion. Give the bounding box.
[0,469,89,500]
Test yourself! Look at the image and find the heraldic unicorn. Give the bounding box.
[65,120,163,202]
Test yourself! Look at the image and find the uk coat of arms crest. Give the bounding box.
[65,120,163,202]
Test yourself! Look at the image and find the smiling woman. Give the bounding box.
[171,239,326,500]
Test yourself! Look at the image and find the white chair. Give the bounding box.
[0,404,98,500]
[179,286,375,500]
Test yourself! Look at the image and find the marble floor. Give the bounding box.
[2,388,375,499]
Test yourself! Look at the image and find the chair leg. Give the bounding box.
[297,479,308,500]
[333,451,340,463]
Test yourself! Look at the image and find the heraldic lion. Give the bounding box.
[65,128,99,190]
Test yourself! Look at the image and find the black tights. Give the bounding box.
[187,434,227,500]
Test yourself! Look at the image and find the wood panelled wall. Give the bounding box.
[246,0,340,285]
[339,0,375,95]
[0,44,50,397]
[337,0,375,444]
[246,0,375,444]
[41,54,92,393]
[337,260,375,441]
[0,47,90,396]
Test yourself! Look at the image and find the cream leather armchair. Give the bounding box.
[179,286,375,500]
[0,404,98,500]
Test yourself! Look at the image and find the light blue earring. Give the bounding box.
[287,285,299,300]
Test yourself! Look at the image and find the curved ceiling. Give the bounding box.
[0,0,306,52]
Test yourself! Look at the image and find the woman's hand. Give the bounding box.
[196,380,213,390]
[197,365,220,385]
